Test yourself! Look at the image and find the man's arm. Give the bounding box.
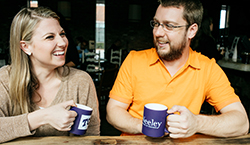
[167,102,249,138]
[197,102,249,137]
[106,98,142,134]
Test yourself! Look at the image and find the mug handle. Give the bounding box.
[164,128,169,133]
[164,113,173,133]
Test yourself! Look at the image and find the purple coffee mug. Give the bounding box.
[142,103,170,138]
[69,104,92,135]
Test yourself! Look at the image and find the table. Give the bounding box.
[3,134,250,145]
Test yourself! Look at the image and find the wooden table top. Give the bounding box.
[2,134,250,145]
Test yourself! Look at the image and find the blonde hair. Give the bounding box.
[9,7,60,115]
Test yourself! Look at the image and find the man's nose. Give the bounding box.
[153,25,166,37]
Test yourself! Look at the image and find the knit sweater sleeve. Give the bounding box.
[0,66,34,143]
[67,68,100,136]
[83,75,100,136]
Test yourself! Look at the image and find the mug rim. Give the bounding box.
[76,104,93,111]
[145,103,168,111]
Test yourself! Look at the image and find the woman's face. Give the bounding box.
[28,18,68,70]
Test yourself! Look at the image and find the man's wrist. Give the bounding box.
[137,120,143,133]
[196,114,206,134]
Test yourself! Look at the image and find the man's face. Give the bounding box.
[153,5,189,61]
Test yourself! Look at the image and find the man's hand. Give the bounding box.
[166,102,249,138]
[167,105,198,138]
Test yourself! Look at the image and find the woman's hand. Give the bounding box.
[28,100,77,131]
[44,100,77,131]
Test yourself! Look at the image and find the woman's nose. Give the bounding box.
[57,35,68,47]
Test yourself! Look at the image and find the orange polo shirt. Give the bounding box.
[110,47,240,120]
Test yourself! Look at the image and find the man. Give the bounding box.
[106,0,249,138]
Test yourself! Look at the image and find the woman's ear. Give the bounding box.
[187,23,199,40]
[20,41,32,55]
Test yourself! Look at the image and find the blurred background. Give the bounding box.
[0,0,249,135]
[0,0,249,61]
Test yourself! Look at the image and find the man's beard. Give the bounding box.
[155,33,187,61]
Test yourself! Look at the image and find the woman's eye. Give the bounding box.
[46,35,54,39]
[60,33,66,37]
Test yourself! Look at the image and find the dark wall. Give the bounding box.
[0,0,249,57]
[202,0,250,37]
[105,0,158,51]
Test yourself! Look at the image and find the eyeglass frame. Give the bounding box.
[150,20,190,31]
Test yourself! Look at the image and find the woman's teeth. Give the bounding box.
[53,52,64,56]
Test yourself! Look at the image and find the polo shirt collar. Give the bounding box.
[187,47,201,69]
[149,48,160,66]
[149,47,201,69]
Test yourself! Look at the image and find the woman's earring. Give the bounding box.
[27,52,31,56]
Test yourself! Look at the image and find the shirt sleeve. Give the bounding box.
[205,61,241,112]
[0,77,34,143]
[78,72,100,136]
[109,51,135,104]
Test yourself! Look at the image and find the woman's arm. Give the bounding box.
[0,113,33,143]
[0,100,77,143]
[28,100,77,131]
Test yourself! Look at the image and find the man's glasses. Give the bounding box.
[150,20,189,31]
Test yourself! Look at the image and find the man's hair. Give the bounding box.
[159,0,203,28]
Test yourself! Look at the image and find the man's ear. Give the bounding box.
[20,41,32,55]
[187,23,199,40]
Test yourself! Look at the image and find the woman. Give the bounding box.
[191,16,223,62]
[0,7,100,143]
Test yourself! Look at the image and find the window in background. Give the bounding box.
[219,8,226,29]
[96,1,105,60]
[219,5,229,29]
[28,0,38,8]
[218,5,230,51]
